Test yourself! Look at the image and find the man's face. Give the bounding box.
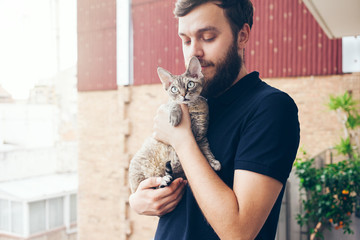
[178,2,242,98]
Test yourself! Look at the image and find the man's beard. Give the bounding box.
[200,40,242,98]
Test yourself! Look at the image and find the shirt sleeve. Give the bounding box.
[234,92,300,184]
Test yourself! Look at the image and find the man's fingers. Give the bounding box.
[157,178,186,197]
[138,177,185,192]
[155,179,187,216]
[130,177,187,216]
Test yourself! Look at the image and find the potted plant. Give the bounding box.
[295,92,360,239]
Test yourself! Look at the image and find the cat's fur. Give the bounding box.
[128,56,221,193]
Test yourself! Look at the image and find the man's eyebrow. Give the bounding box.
[178,26,220,37]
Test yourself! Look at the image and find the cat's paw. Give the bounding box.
[159,175,174,188]
[210,160,221,171]
[169,111,182,126]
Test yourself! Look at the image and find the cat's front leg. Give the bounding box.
[169,103,182,126]
[159,161,174,188]
[198,137,221,171]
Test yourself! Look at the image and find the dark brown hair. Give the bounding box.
[174,0,254,38]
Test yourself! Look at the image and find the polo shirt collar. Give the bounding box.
[208,71,260,105]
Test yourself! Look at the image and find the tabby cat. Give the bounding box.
[128,56,221,193]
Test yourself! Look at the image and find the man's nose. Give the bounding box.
[189,41,204,58]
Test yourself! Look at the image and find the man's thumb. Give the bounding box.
[138,177,162,189]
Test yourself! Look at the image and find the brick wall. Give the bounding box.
[77,72,360,240]
[265,73,360,156]
[77,91,125,240]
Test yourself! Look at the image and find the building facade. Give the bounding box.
[77,0,360,239]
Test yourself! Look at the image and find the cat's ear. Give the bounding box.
[157,67,173,90]
[187,56,203,79]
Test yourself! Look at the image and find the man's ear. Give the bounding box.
[237,23,250,54]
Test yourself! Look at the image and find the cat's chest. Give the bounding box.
[188,98,208,114]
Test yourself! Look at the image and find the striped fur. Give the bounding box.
[129,57,221,193]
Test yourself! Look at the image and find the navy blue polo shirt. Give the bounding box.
[154,71,300,240]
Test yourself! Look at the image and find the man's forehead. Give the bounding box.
[178,26,220,37]
[177,2,227,35]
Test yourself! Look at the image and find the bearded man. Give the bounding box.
[129,1,300,239]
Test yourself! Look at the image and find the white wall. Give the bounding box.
[0,143,77,182]
[0,103,59,148]
[0,102,77,182]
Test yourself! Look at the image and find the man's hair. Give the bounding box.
[174,0,254,38]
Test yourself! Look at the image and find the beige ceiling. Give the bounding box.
[302,0,360,39]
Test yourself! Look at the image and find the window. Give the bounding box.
[11,201,23,235]
[29,200,46,234]
[0,193,77,238]
[49,197,64,229]
[0,200,23,234]
[0,199,9,231]
[70,194,77,223]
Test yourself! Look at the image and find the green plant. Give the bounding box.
[328,92,360,158]
[295,92,360,239]
[295,156,359,239]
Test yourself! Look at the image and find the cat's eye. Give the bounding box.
[171,86,178,93]
[187,81,195,88]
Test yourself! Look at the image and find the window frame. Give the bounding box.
[0,192,77,238]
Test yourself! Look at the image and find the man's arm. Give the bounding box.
[153,104,283,239]
[175,132,282,239]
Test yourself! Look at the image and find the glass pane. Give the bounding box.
[0,199,9,231]
[49,197,64,229]
[11,201,23,235]
[29,200,46,234]
[70,194,77,223]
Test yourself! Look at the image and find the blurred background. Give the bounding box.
[0,0,359,240]
[0,0,78,239]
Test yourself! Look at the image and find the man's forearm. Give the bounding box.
[174,136,244,239]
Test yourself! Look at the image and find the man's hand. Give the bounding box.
[153,104,193,150]
[129,177,187,216]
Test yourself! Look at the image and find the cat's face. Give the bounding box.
[166,75,203,104]
[157,56,204,104]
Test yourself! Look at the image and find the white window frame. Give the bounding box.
[0,192,77,238]
[116,0,133,85]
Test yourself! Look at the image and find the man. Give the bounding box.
[129,0,300,239]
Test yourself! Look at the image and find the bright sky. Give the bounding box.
[0,0,77,99]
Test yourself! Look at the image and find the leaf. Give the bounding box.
[334,137,352,156]
[346,113,360,129]
[328,92,358,113]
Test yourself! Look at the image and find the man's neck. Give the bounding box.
[210,66,249,98]
[232,66,248,87]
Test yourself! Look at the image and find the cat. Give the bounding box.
[128,56,221,193]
